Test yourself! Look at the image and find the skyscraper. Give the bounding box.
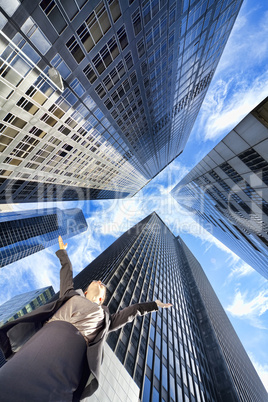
[171,97,268,279]
[72,212,267,401]
[0,207,87,268]
[0,286,55,367]
[0,286,55,326]
[0,0,243,203]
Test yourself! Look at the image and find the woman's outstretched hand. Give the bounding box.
[155,300,173,308]
[58,235,68,250]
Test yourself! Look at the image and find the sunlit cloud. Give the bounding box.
[226,289,268,329]
[227,261,255,281]
[0,250,59,305]
[88,197,145,238]
[195,3,268,142]
[200,72,268,141]
[248,352,268,392]
[67,226,103,275]
[216,7,268,73]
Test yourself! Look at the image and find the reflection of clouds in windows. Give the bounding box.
[70,78,85,97]
[0,13,8,30]
[0,0,20,17]
[21,17,51,55]
[10,55,31,77]
[51,54,71,79]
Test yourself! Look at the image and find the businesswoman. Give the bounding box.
[0,236,172,401]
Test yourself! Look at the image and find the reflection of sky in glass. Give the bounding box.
[30,29,51,55]
[21,17,51,55]
[152,388,159,401]
[51,54,71,79]
[11,55,31,77]
[0,13,8,30]
[22,43,40,64]
[143,376,151,401]
[70,78,85,97]
[0,0,20,17]
[84,95,97,111]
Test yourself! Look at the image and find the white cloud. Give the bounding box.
[67,226,103,275]
[226,289,268,329]
[195,2,268,142]
[0,250,59,305]
[215,6,268,74]
[227,261,255,280]
[199,71,268,141]
[78,159,191,240]
[248,353,268,392]
[87,197,145,238]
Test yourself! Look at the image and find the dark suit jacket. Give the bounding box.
[0,249,158,400]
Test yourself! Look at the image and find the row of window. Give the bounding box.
[106,214,215,401]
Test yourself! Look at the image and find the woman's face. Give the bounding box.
[85,280,106,305]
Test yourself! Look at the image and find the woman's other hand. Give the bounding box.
[58,235,68,250]
[155,300,173,308]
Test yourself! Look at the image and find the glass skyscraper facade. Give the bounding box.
[0,286,55,325]
[71,212,267,401]
[171,97,268,279]
[0,286,55,367]
[0,0,243,203]
[0,206,87,267]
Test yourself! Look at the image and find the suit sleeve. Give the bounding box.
[108,301,158,332]
[56,249,74,297]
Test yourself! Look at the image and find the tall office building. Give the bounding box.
[72,212,267,401]
[171,97,268,279]
[0,206,88,267]
[0,0,243,203]
[0,286,55,367]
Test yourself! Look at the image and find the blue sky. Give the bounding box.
[0,0,268,391]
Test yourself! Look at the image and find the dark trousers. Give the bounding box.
[0,321,87,402]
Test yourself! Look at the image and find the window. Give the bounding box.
[108,0,121,22]
[0,80,14,99]
[83,63,97,83]
[147,345,153,369]
[137,39,145,58]
[91,36,119,75]
[77,1,111,53]
[152,387,159,401]
[51,54,71,79]
[102,60,126,91]
[3,114,27,129]
[150,324,155,341]
[163,340,167,358]
[239,148,268,186]
[143,376,151,401]
[233,225,260,251]
[66,36,85,63]
[117,25,128,50]
[132,9,142,35]
[40,0,67,34]
[70,78,85,96]
[17,97,39,115]
[162,364,168,390]
[60,0,79,20]
[21,17,51,54]
[156,331,161,350]
[40,113,57,127]
[154,355,160,379]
